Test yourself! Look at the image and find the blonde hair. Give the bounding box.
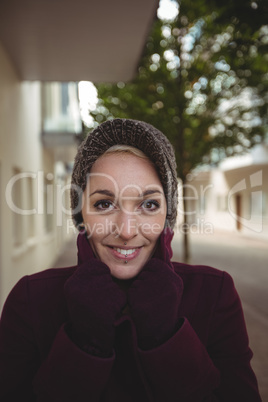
[103,144,150,160]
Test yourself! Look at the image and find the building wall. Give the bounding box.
[184,159,268,239]
[0,42,72,311]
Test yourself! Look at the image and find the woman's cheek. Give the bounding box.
[139,221,163,238]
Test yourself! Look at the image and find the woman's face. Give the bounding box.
[82,153,167,280]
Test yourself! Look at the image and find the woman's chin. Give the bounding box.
[109,262,143,280]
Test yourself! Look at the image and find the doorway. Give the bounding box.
[235,194,242,231]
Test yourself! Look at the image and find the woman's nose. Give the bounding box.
[115,211,138,241]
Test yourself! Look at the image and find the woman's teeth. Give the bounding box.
[114,248,136,256]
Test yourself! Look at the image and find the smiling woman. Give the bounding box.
[0,119,261,401]
[82,150,167,279]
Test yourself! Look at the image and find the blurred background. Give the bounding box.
[0,0,267,399]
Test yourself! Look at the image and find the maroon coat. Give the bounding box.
[0,233,261,401]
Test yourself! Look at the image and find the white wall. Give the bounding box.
[184,163,268,240]
[0,42,72,311]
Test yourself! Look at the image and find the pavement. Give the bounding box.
[53,230,268,401]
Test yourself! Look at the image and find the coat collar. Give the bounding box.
[153,227,174,268]
[76,231,95,265]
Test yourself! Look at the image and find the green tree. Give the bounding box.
[88,0,268,261]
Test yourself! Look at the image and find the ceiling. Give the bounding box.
[0,0,158,82]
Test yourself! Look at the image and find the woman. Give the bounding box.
[0,119,261,401]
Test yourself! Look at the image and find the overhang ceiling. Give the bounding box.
[0,0,158,82]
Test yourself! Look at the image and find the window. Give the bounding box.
[250,191,263,216]
[25,176,35,238]
[43,175,54,233]
[12,168,24,246]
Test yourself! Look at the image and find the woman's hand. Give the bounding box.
[128,258,184,350]
[64,260,127,357]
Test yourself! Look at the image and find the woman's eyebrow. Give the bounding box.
[141,189,164,197]
[89,189,115,197]
[89,189,163,198]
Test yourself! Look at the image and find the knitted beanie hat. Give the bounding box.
[71,118,178,228]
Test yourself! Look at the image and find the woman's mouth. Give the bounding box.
[114,247,136,256]
[108,246,141,260]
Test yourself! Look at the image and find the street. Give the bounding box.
[172,230,268,401]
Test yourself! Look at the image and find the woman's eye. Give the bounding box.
[140,200,160,212]
[94,200,114,211]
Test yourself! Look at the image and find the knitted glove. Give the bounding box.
[64,260,127,357]
[128,258,183,350]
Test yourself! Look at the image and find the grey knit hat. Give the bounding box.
[71,118,178,228]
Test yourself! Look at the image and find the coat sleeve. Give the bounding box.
[207,271,261,402]
[0,277,39,401]
[137,271,261,402]
[0,276,115,402]
[137,318,220,401]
